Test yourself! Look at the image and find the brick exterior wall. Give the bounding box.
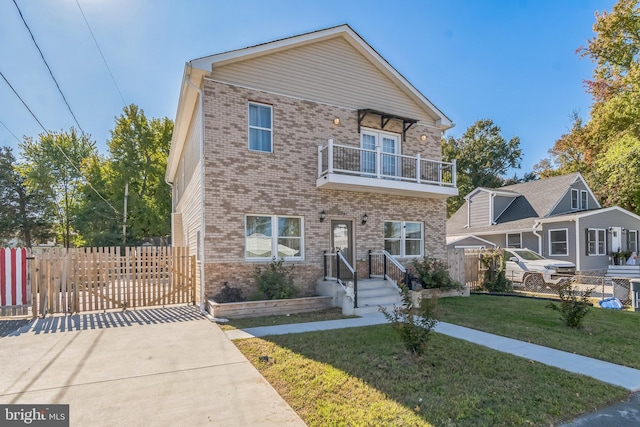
[200,79,447,298]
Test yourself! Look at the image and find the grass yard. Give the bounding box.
[218,308,354,331]
[438,294,640,369]
[235,325,628,426]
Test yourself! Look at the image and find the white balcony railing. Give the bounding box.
[317,139,456,192]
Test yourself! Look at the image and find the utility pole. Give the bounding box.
[122,182,128,247]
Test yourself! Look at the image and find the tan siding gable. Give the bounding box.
[211,37,437,125]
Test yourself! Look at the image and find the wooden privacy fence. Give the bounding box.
[447,248,483,288]
[31,246,196,317]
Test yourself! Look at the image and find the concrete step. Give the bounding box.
[355,303,399,316]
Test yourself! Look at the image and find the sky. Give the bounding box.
[0,0,617,175]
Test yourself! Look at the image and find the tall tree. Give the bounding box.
[75,105,173,246]
[19,129,96,248]
[0,146,53,247]
[443,119,522,216]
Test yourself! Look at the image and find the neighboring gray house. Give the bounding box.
[447,172,640,273]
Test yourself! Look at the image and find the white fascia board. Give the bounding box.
[166,65,207,183]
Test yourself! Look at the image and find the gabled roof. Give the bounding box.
[166,24,453,182]
[447,172,599,236]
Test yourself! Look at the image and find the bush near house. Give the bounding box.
[253,258,299,300]
[409,256,460,290]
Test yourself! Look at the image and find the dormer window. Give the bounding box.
[571,188,588,210]
[571,189,579,210]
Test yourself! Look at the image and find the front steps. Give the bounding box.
[316,278,402,316]
[606,265,640,279]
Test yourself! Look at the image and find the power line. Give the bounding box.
[0,69,120,216]
[12,0,86,135]
[75,0,127,106]
[0,118,22,144]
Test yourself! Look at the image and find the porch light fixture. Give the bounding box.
[420,134,427,141]
[361,213,368,225]
[333,118,340,125]
[320,210,326,222]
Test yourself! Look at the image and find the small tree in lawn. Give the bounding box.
[380,284,439,357]
[548,283,592,329]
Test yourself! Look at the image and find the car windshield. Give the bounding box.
[513,249,545,261]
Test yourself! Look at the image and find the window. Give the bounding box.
[384,221,423,257]
[580,190,588,210]
[549,229,568,256]
[587,228,606,256]
[248,103,272,152]
[245,215,302,260]
[571,189,579,210]
[629,230,638,253]
[506,233,521,248]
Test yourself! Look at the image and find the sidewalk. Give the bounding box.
[226,312,640,426]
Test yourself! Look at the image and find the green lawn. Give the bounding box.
[235,325,628,426]
[218,308,354,331]
[438,294,640,369]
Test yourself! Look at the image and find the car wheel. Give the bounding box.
[523,273,545,291]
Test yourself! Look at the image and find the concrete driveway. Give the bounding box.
[0,306,305,427]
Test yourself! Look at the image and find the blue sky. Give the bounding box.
[0,0,616,174]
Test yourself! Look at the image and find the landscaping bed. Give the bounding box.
[208,295,333,319]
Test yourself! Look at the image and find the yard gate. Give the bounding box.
[31,246,195,317]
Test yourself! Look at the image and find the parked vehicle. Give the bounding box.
[503,248,575,287]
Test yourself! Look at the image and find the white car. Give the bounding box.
[503,248,575,287]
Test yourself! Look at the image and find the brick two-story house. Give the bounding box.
[165,25,457,307]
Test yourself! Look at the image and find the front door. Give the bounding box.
[331,220,354,279]
[611,226,623,253]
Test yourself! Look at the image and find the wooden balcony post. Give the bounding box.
[452,159,457,187]
[375,145,381,178]
[317,145,323,177]
[328,139,334,174]
[416,153,421,183]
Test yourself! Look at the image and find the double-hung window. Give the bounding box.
[384,221,423,257]
[580,190,588,210]
[629,230,638,253]
[245,215,303,260]
[571,189,579,210]
[248,102,272,152]
[587,228,606,256]
[549,228,568,256]
[506,233,521,248]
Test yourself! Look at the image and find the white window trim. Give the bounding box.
[248,102,273,153]
[549,228,569,256]
[361,127,402,178]
[629,230,638,253]
[580,190,588,210]
[506,232,522,248]
[587,228,607,256]
[384,220,423,258]
[245,214,304,261]
[571,189,579,210]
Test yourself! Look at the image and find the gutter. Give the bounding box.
[532,222,542,254]
[184,63,208,316]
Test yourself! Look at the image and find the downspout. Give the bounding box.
[532,221,542,254]
[184,63,210,319]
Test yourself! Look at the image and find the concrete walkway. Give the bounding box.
[0,306,304,427]
[227,311,640,426]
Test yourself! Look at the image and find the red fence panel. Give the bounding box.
[0,248,29,306]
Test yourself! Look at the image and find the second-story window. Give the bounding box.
[248,102,272,153]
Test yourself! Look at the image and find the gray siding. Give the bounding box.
[577,210,640,271]
[541,222,575,266]
[468,192,490,227]
[212,37,438,125]
[550,179,596,216]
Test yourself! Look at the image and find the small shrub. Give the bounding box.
[410,256,460,290]
[480,249,512,292]
[253,258,299,300]
[547,283,592,328]
[213,282,245,303]
[379,283,439,357]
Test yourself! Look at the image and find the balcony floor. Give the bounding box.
[316,173,458,199]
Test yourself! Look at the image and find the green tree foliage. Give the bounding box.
[107,105,172,243]
[19,129,96,248]
[74,104,173,246]
[0,146,53,246]
[443,119,522,216]
[537,1,640,211]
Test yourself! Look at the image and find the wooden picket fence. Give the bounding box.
[31,246,195,317]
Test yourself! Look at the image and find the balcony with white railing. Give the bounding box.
[317,139,458,198]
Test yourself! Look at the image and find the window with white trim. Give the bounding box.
[384,221,423,257]
[580,190,588,210]
[248,102,272,152]
[506,233,521,248]
[571,189,579,210]
[245,215,303,260]
[549,228,568,256]
[587,228,606,256]
[629,230,638,253]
